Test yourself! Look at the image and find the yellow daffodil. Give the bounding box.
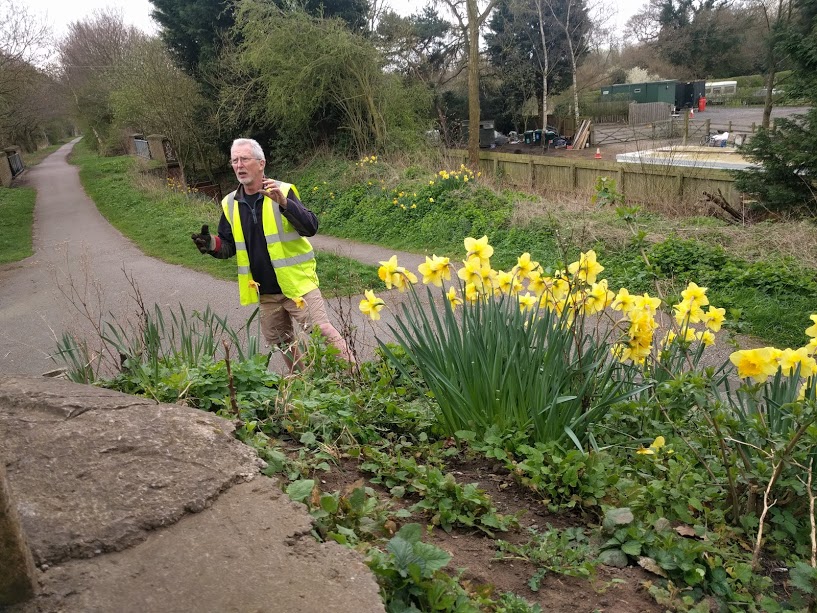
[582,280,615,315]
[703,306,726,332]
[527,271,546,296]
[293,296,306,309]
[611,288,636,313]
[457,256,484,286]
[446,287,463,308]
[567,250,604,285]
[513,253,539,280]
[697,330,716,346]
[778,347,817,378]
[681,282,709,307]
[807,337,817,356]
[636,435,666,456]
[496,270,522,295]
[464,235,494,262]
[418,255,451,287]
[633,293,662,315]
[248,280,260,293]
[378,256,400,289]
[674,298,705,325]
[730,347,780,383]
[806,314,817,338]
[465,282,480,303]
[359,290,385,320]
[518,292,537,312]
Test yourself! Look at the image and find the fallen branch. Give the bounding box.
[702,189,747,224]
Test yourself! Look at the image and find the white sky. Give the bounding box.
[25,0,644,42]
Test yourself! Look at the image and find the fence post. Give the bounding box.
[571,164,578,190]
[0,464,38,606]
[676,172,683,199]
[528,160,534,189]
[705,119,711,138]
[493,158,499,177]
[728,121,733,132]
[752,122,756,133]
[617,168,625,199]
[683,112,689,145]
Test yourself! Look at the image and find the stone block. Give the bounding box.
[0,464,38,606]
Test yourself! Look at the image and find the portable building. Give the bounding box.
[601,80,705,109]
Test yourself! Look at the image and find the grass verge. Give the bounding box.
[0,187,36,264]
[69,141,379,297]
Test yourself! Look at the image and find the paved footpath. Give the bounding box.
[0,139,427,376]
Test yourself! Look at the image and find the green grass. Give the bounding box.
[0,187,36,264]
[69,141,378,297]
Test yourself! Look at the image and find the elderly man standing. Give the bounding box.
[192,138,352,369]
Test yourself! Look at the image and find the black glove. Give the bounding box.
[191,224,215,254]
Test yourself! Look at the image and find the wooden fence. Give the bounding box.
[449,149,741,207]
[629,102,672,126]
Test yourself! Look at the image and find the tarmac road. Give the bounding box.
[0,139,425,376]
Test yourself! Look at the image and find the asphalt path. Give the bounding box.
[0,139,425,376]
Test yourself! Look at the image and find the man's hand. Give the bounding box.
[191,224,215,254]
[262,178,288,208]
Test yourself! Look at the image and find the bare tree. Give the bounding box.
[542,0,606,120]
[751,0,794,129]
[441,0,501,169]
[57,9,144,150]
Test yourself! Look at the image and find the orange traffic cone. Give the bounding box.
[594,147,602,159]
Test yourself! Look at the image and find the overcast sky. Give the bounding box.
[26,0,645,42]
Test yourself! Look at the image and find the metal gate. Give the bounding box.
[134,139,151,159]
[8,152,23,176]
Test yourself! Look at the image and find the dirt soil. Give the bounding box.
[312,449,663,612]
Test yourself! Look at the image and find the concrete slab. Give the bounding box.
[0,376,384,613]
[616,145,759,170]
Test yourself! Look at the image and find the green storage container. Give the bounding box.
[524,130,534,144]
[533,129,542,143]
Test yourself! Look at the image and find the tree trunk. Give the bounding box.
[536,0,550,150]
[762,62,775,130]
[467,0,480,170]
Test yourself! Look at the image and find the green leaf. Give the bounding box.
[286,479,315,503]
[387,536,423,576]
[395,523,423,544]
[320,493,339,514]
[299,431,317,446]
[413,541,451,573]
[790,561,817,594]
[621,540,642,556]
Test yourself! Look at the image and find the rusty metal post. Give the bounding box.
[0,464,38,606]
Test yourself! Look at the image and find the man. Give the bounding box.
[192,138,351,369]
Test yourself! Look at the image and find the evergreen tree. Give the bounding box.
[733,0,817,215]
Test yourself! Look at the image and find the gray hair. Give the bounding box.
[231,138,265,160]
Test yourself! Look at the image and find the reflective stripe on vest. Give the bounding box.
[222,181,319,305]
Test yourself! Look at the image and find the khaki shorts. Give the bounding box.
[259,288,330,347]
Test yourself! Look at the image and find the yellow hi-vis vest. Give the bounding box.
[221,182,319,305]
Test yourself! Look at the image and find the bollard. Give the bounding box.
[0,464,38,605]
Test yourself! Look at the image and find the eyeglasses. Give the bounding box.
[230,156,262,166]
